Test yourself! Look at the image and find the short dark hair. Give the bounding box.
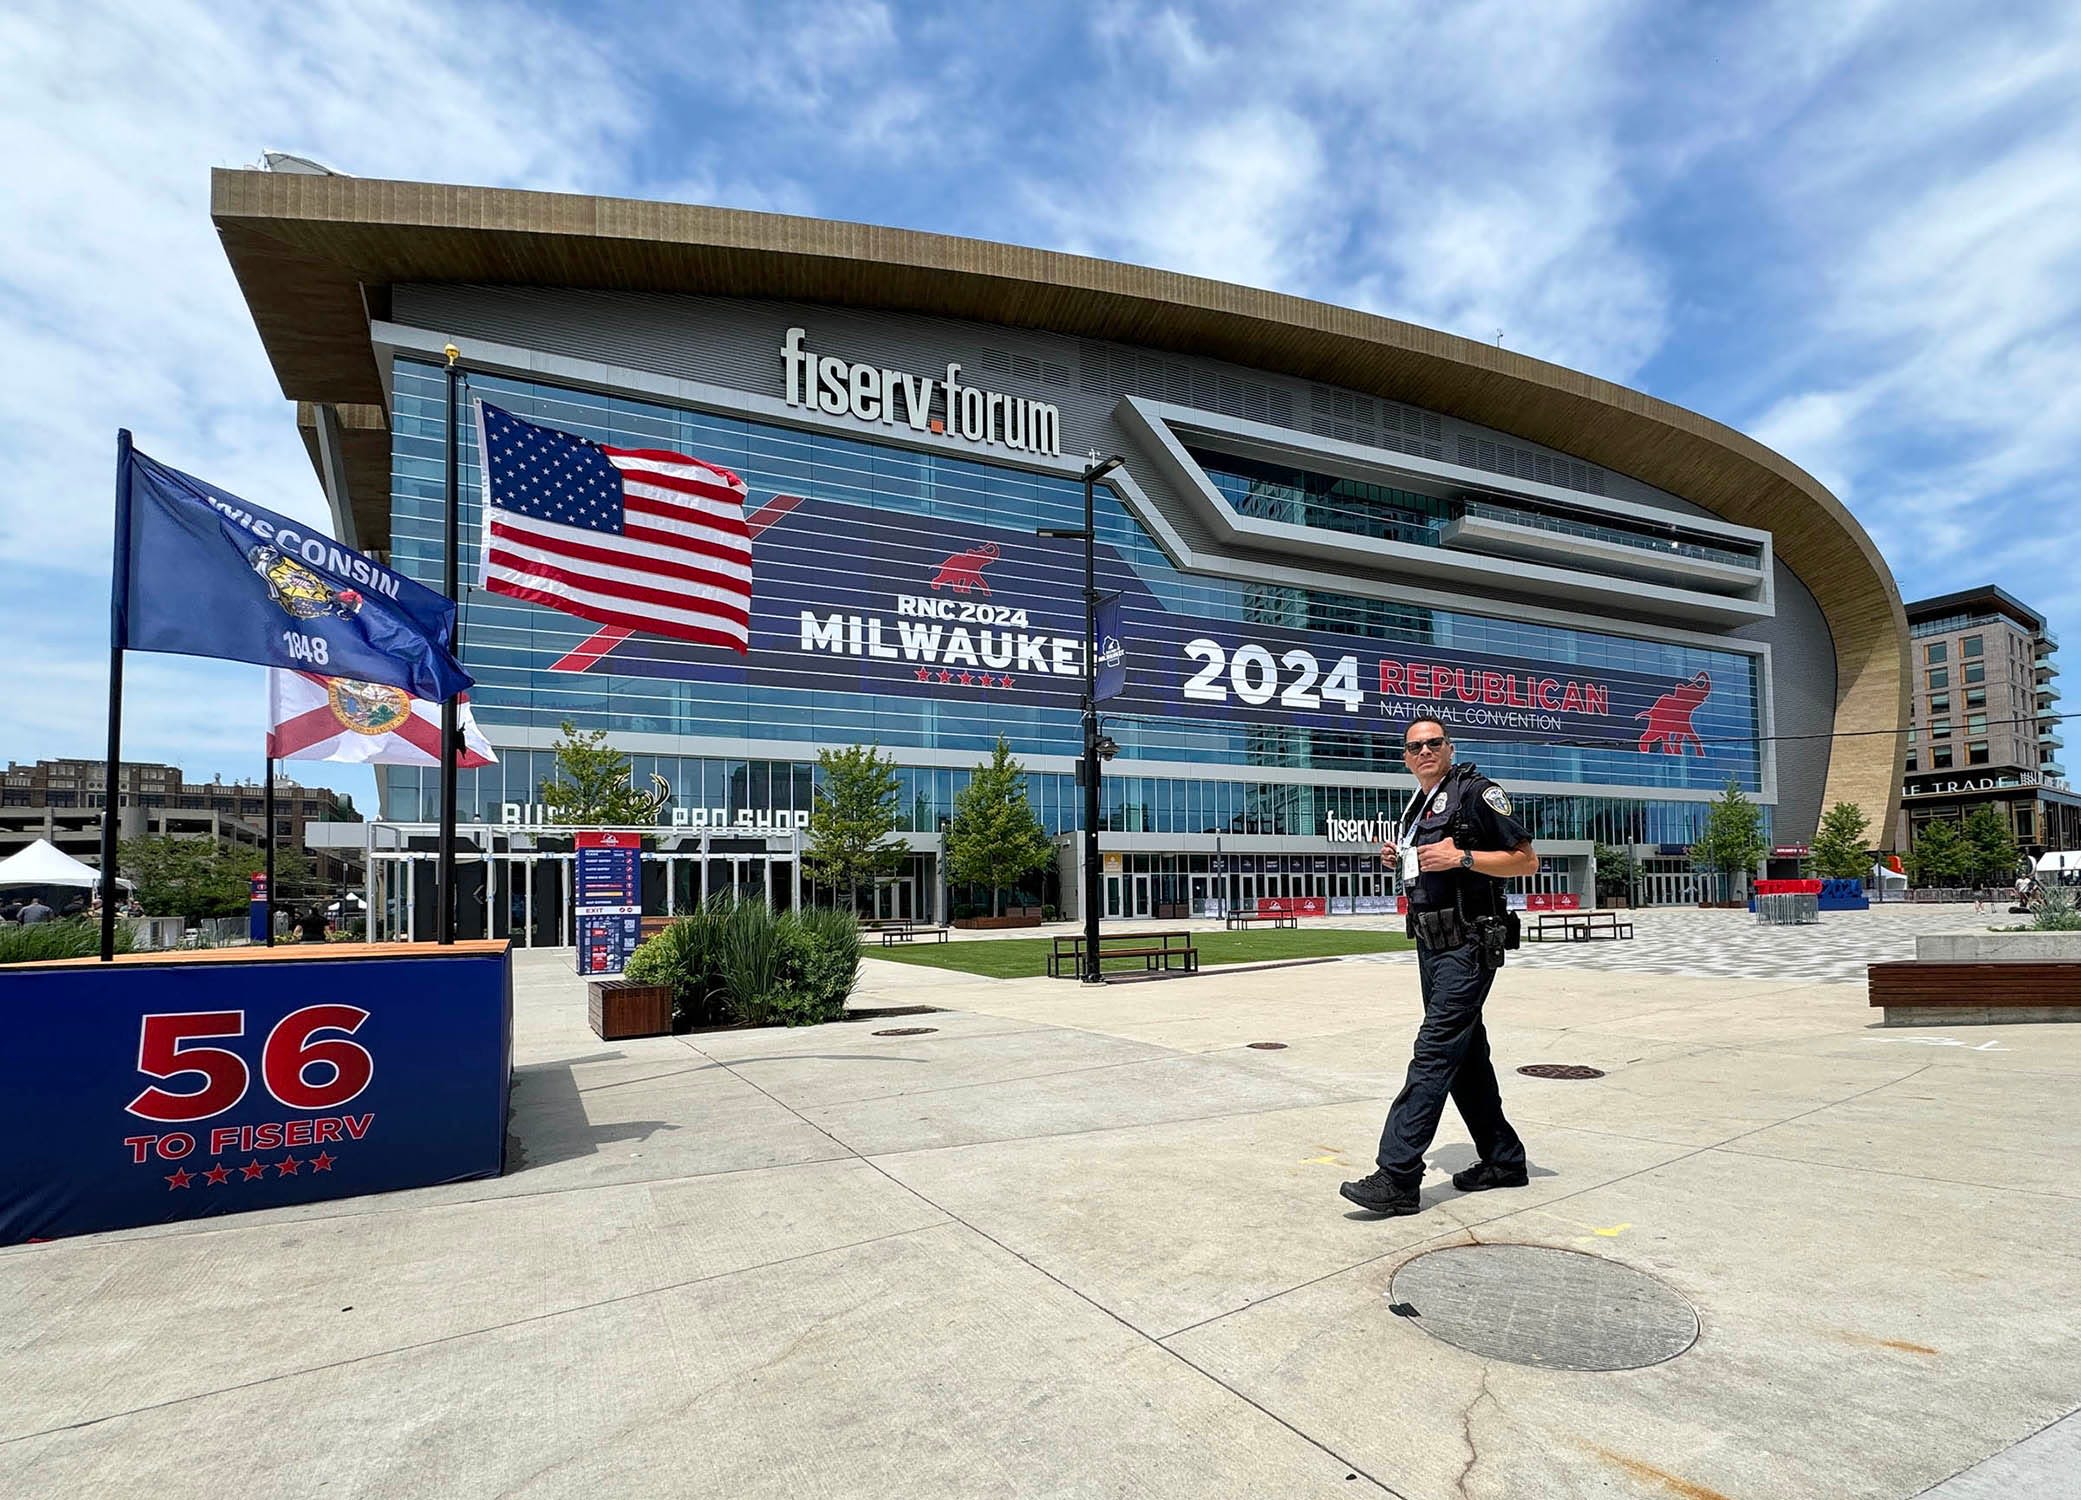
[1402,715,1450,744]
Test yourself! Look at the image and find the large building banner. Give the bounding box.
[552,493,1744,757]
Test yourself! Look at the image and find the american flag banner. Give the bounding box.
[267,669,497,767]
[476,402,752,652]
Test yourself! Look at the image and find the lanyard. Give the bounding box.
[1395,779,1432,848]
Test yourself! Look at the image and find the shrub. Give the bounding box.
[1042,903,1058,922]
[2032,885,2081,932]
[625,899,863,1029]
[0,918,135,966]
[790,905,861,1016]
[624,913,728,1029]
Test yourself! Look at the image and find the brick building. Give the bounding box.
[0,758,363,883]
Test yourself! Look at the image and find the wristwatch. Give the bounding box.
[1459,851,1475,870]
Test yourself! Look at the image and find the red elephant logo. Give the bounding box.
[1636,671,1711,755]
[930,541,999,595]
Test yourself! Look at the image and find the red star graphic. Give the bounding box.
[275,1155,302,1177]
[998,674,1015,690]
[202,1164,232,1186]
[164,1167,193,1190]
[913,668,930,682]
[935,669,952,683]
[309,1151,336,1173]
[239,1158,268,1180]
[958,671,975,686]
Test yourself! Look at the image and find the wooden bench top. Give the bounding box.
[1868,960,2081,1007]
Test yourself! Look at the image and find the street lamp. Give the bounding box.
[1038,451,1125,983]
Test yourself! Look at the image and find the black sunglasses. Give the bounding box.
[1402,735,1449,755]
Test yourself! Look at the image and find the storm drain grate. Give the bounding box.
[1246,1042,1288,1050]
[1388,1245,1698,1371]
[1518,1063,1605,1080]
[872,1027,938,1037]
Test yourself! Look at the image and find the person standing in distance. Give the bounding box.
[1341,717,1538,1216]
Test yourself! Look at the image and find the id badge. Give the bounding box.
[1398,845,1420,884]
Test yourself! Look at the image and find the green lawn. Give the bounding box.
[868,927,1414,979]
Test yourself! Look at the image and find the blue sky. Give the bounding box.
[3,0,2078,812]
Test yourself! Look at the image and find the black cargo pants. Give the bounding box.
[1375,937,1525,1188]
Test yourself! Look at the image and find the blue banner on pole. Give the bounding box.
[122,447,472,700]
[0,949,512,1244]
[1093,592,1126,702]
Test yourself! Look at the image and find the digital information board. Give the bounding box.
[574,831,643,975]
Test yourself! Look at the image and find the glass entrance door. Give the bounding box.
[1130,874,1152,918]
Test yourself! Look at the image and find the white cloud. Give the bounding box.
[0,0,652,784]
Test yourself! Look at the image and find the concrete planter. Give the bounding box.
[1917,931,2081,963]
[953,915,1044,930]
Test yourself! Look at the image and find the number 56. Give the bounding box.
[125,1006,373,1123]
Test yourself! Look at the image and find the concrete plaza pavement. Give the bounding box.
[4,918,2079,1498]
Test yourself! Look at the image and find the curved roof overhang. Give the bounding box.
[210,168,1908,831]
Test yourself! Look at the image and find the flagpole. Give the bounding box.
[99,431,135,963]
[263,753,276,947]
[437,343,462,945]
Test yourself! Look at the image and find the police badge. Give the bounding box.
[1430,790,1448,814]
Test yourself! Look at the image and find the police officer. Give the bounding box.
[1341,716,1537,1216]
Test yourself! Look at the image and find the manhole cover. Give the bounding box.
[1388,1245,1697,1371]
[1518,1063,1605,1080]
[872,1027,938,1037]
[1246,1041,1287,1050]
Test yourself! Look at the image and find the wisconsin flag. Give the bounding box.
[267,671,497,768]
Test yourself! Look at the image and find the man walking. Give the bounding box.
[1342,717,1538,1216]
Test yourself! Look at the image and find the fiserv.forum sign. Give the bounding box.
[781,328,1061,457]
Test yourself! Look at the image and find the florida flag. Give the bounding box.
[267,670,497,767]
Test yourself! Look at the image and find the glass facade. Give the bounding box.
[1196,448,1763,568]
[387,359,1769,845]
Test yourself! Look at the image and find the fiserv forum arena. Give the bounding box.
[213,168,1908,934]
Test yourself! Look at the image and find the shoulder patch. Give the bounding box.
[1482,785,1513,816]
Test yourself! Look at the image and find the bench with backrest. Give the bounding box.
[1525,910,1633,943]
[878,919,949,946]
[1223,909,1298,930]
[1047,930,1200,979]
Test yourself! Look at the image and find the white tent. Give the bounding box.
[0,839,121,890]
[2036,850,2081,876]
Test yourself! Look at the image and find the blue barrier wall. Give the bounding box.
[0,944,511,1244]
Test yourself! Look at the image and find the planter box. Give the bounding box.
[1599,893,1631,909]
[953,915,1044,930]
[1868,930,2081,1026]
[589,979,672,1040]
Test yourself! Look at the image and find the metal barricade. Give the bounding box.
[1755,892,1820,925]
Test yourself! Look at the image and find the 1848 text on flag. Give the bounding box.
[477,403,753,653]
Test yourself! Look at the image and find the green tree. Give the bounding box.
[121,837,312,921]
[1961,804,2021,886]
[538,721,669,825]
[946,737,1055,917]
[1905,819,1970,887]
[1690,780,1766,902]
[1809,802,1873,880]
[1592,841,1637,903]
[804,745,905,913]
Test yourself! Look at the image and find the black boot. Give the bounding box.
[1339,1170,1422,1215]
[1451,1160,1529,1193]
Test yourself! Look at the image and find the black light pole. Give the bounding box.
[1040,452,1123,983]
[437,343,462,945]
